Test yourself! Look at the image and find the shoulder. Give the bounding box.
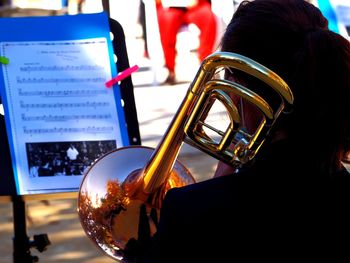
[165,174,235,201]
[161,172,256,218]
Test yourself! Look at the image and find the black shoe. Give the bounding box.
[164,72,176,85]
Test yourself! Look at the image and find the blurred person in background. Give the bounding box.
[311,0,350,39]
[155,0,217,84]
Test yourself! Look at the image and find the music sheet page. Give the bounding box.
[0,38,126,195]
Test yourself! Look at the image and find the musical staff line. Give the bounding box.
[19,65,104,72]
[3,39,106,48]
[18,89,108,97]
[20,101,110,109]
[23,126,114,134]
[16,77,105,84]
[21,113,112,122]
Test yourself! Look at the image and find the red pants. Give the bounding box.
[156,2,217,72]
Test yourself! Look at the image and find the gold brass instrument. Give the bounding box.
[77,52,294,261]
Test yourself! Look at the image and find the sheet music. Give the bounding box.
[0,38,127,195]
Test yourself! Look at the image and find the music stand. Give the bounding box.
[0,18,141,263]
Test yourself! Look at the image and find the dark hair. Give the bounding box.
[221,0,350,174]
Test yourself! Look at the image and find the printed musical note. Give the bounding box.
[18,89,108,97]
[20,101,110,109]
[23,126,114,134]
[21,113,112,121]
[19,64,104,72]
[16,76,105,84]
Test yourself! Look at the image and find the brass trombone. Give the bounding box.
[77,52,294,261]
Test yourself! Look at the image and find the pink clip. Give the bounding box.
[105,65,139,88]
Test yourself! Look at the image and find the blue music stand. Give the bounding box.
[0,17,141,262]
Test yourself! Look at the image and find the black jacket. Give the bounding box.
[143,140,350,262]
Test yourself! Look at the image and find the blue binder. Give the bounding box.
[0,13,130,195]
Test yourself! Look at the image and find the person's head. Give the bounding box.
[221,0,350,173]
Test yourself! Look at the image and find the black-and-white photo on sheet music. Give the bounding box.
[0,38,129,195]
